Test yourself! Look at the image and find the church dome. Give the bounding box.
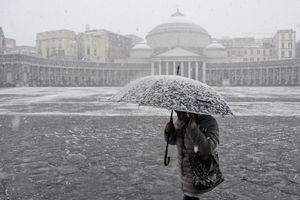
[206,41,225,50]
[130,42,152,58]
[205,40,228,63]
[146,10,211,51]
[147,10,209,37]
[132,42,152,50]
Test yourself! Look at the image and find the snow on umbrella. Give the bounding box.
[112,75,233,116]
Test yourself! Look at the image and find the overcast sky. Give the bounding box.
[1,0,300,46]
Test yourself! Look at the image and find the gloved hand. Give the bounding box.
[164,121,175,134]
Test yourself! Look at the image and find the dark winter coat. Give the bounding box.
[164,114,219,197]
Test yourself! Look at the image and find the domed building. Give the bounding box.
[119,42,153,64]
[146,9,214,82]
[205,40,228,63]
[130,42,152,58]
[146,9,211,54]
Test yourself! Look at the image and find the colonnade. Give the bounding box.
[151,60,206,82]
[206,66,299,86]
[1,54,300,87]
[0,64,150,87]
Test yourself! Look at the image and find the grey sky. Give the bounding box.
[1,0,300,46]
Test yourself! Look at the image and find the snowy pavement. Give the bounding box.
[0,115,299,200]
[0,87,299,116]
[0,87,299,200]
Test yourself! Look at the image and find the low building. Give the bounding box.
[5,38,16,49]
[77,29,131,62]
[36,29,78,60]
[77,32,107,62]
[219,30,296,63]
[90,29,131,62]
[5,45,38,57]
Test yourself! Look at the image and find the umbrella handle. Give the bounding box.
[164,110,174,166]
[164,134,170,166]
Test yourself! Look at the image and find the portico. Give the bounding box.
[151,47,206,82]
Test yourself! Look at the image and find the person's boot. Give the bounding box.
[183,195,199,200]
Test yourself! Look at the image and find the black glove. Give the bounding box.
[164,121,175,134]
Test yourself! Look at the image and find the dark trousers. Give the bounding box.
[183,195,199,200]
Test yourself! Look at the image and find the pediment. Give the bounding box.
[155,47,200,57]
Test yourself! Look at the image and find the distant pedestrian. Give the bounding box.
[164,111,221,200]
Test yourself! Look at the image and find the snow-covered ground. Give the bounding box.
[215,87,300,99]
[0,87,299,116]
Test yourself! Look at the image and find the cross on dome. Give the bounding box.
[171,9,184,17]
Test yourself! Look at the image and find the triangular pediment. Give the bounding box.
[155,47,200,57]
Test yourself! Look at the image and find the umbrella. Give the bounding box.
[112,75,233,116]
[112,74,233,166]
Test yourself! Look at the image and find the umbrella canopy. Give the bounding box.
[112,75,233,115]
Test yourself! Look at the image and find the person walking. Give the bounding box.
[164,111,220,200]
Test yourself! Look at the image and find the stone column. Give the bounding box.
[273,68,276,86]
[285,67,289,85]
[173,61,176,75]
[102,69,105,86]
[159,61,162,75]
[195,62,199,81]
[298,67,300,85]
[151,62,154,75]
[295,68,300,85]
[266,68,269,85]
[259,68,263,85]
[291,67,295,85]
[233,70,236,85]
[188,61,191,79]
[279,67,282,85]
[166,61,169,75]
[180,61,184,76]
[202,62,206,83]
[240,69,244,85]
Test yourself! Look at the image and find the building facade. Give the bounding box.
[219,30,296,63]
[273,29,296,59]
[36,29,78,60]
[220,37,275,62]
[96,30,131,62]
[5,46,38,57]
[5,38,16,49]
[77,32,107,62]
[78,29,131,62]
[36,29,132,63]
[145,9,212,81]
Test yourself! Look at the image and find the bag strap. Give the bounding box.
[211,152,220,165]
